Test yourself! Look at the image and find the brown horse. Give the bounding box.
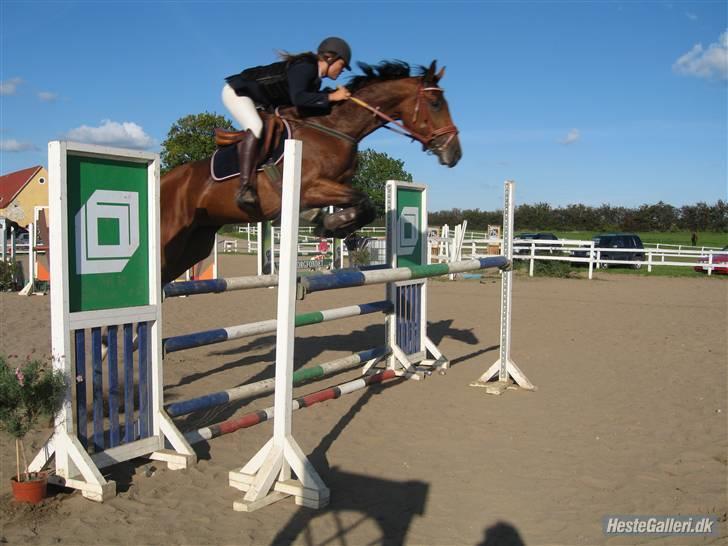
[159,60,461,284]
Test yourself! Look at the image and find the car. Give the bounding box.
[573,233,645,269]
[515,232,558,241]
[694,245,728,275]
[514,232,559,255]
[4,229,29,254]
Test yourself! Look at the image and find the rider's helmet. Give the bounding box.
[317,37,352,71]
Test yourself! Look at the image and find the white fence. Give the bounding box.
[223,223,724,278]
[224,224,388,269]
[477,239,725,278]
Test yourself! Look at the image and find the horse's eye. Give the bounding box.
[431,99,442,110]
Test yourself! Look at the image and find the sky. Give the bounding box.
[1,1,726,212]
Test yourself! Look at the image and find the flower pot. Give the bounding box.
[10,472,48,504]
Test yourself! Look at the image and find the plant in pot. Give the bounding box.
[0,356,66,503]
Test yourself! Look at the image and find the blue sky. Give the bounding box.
[1,1,726,211]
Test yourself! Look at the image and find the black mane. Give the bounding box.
[347,60,427,92]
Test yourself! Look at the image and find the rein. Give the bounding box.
[274,109,357,144]
[348,85,459,152]
[274,83,459,152]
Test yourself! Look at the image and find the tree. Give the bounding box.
[516,202,553,230]
[351,149,413,218]
[160,112,234,173]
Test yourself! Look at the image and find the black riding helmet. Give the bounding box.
[317,37,352,71]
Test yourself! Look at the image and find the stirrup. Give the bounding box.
[236,186,257,208]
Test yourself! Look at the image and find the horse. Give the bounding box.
[159,60,461,285]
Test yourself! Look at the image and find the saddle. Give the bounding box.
[210,114,290,182]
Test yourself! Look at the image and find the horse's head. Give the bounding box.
[347,60,462,167]
[407,60,462,167]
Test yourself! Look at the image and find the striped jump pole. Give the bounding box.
[163,273,279,298]
[187,369,398,445]
[163,300,392,354]
[299,256,509,295]
[166,347,389,417]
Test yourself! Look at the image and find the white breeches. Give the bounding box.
[221,84,263,138]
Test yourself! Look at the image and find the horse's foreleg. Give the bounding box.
[160,224,218,285]
[300,179,376,239]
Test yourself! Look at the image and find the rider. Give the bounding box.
[222,37,353,209]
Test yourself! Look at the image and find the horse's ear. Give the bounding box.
[424,60,438,84]
[424,60,445,85]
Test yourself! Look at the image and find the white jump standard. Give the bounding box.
[228,140,331,511]
[30,142,195,501]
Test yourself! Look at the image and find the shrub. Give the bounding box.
[0,260,22,291]
[0,356,67,481]
[532,260,577,278]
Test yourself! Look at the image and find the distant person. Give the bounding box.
[691,231,698,247]
[222,37,352,209]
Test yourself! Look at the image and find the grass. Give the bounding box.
[221,230,257,241]
[591,264,724,278]
[553,231,727,248]
[517,258,726,279]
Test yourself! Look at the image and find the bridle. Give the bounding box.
[348,84,459,154]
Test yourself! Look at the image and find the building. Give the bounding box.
[0,165,48,228]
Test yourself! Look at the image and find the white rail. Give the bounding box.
[448,237,725,278]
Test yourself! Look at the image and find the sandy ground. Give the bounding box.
[0,254,726,546]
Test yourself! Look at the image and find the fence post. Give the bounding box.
[529,241,535,277]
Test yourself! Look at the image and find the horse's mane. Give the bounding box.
[346,60,428,92]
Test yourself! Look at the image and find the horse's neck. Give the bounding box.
[325,79,416,142]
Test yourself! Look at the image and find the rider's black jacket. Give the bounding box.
[225,54,331,114]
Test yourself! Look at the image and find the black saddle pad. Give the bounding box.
[211,122,290,182]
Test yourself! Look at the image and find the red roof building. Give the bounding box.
[0,165,48,228]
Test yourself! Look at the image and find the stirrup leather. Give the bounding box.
[215,128,248,147]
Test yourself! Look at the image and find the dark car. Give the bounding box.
[514,232,559,255]
[573,233,645,269]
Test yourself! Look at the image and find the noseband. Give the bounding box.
[348,84,459,153]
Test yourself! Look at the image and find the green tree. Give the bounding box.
[351,149,413,217]
[160,112,234,173]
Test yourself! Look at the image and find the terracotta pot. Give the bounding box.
[10,472,48,504]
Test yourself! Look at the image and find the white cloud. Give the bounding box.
[673,30,728,81]
[685,12,698,21]
[0,139,37,152]
[37,91,58,102]
[0,77,23,96]
[560,128,581,145]
[65,120,156,149]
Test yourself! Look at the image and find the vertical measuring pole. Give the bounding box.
[471,180,535,393]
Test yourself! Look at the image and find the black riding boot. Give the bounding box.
[236,130,259,209]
